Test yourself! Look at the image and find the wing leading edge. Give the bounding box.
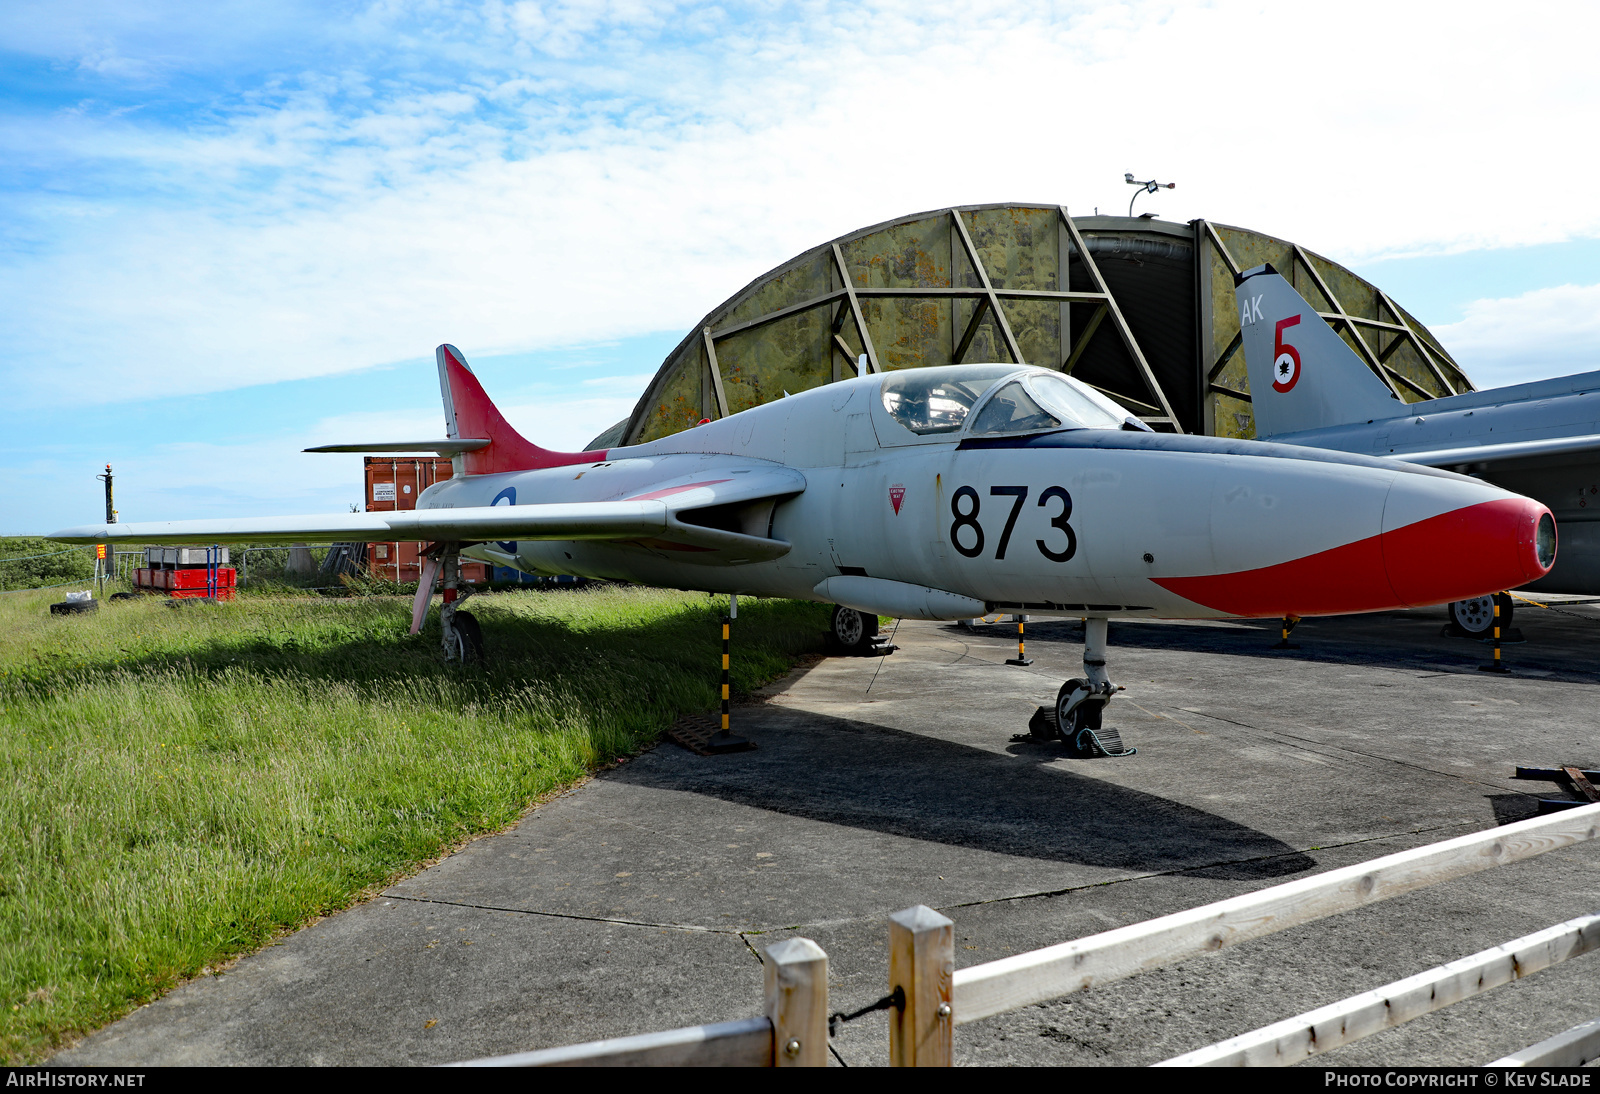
[50,466,807,565]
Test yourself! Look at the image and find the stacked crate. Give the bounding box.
[134,547,237,600]
[364,458,489,585]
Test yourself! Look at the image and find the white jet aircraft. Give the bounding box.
[53,345,1557,754]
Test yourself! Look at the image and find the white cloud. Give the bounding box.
[4,0,1600,410]
[1432,284,1600,389]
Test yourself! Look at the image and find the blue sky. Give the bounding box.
[5,0,1600,533]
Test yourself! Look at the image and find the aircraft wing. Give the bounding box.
[1394,433,1600,469]
[49,466,806,563]
[49,502,668,546]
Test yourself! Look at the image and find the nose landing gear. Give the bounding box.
[1024,618,1136,757]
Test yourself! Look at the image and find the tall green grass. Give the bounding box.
[0,586,827,1062]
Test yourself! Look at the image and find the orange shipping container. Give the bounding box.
[363,457,489,584]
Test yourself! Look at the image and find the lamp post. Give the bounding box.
[1125,172,1176,217]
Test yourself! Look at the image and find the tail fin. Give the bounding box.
[1235,265,1402,438]
[437,344,601,474]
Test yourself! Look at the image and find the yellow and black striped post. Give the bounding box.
[1480,595,1509,673]
[1005,614,1033,666]
[706,596,751,752]
[720,615,731,732]
[1272,614,1301,650]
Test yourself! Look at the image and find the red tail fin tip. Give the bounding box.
[435,344,602,474]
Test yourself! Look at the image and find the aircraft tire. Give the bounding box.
[453,610,486,664]
[1055,679,1095,758]
[1449,593,1512,636]
[827,605,877,655]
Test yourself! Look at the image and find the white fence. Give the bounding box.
[451,801,1600,1067]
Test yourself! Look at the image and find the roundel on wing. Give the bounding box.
[492,487,516,553]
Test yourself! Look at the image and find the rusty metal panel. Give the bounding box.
[838,214,952,289]
[715,308,831,414]
[717,250,833,331]
[625,209,1474,449]
[1200,234,1256,440]
[637,349,705,443]
[839,214,953,371]
[967,207,1061,367]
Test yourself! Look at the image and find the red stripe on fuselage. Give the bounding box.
[1152,497,1550,617]
[627,479,731,501]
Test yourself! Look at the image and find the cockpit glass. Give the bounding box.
[968,381,1061,435]
[879,365,1021,434]
[1026,372,1130,429]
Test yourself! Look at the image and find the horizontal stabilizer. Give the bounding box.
[304,439,489,455]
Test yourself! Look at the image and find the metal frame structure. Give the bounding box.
[618,205,1470,447]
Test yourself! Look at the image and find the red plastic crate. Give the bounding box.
[165,568,236,590]
[168,588,236,601]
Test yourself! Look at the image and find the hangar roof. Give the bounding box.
[600,204,1469,448]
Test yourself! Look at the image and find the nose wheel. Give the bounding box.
[1022,618,1136,756]
[1054,677,1132,757]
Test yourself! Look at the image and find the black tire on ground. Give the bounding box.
[1054,678,1096,757]
[827,605,878,655]
[1450,593,1513,636]
[453,610,486,663]
[109,592,137,602]
[49,600,99,615]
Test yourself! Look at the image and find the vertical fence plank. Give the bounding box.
[889,905,954,1066]
[764,937,828,1067]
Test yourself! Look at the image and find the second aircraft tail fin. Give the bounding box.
[1235,265,1402,438]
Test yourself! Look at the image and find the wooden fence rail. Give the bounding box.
[449,802,1600,1066]
[951,801,1600,1025]
[1490,1016,1600,1067]
[1155,910,1600,1066]
[449,935,827,1067]
[450,1016,776,1067]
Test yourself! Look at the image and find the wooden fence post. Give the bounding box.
[889,905,954,1066]
[763,937,828,1067]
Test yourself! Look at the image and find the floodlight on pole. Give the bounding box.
[1126,173,1175,217]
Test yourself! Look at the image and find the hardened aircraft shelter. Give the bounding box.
[603,205,1473,447]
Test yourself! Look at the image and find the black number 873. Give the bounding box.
[950,485,1076,562]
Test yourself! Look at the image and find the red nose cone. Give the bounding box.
[1382,497,1556,608]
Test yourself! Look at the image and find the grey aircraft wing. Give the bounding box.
[49,465,807,564]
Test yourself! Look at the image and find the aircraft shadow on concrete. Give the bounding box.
[608,709,1318,882]
[967,615,1600,680]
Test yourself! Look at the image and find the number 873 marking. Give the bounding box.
[950,485,1076,562]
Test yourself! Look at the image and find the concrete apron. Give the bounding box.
[55,607,1600,1066]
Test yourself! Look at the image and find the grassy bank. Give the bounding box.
[0,586,827,1063]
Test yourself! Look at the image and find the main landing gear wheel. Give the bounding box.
[1449,593,1512,636]
[827,605,879,655]
[451,609,485,664]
